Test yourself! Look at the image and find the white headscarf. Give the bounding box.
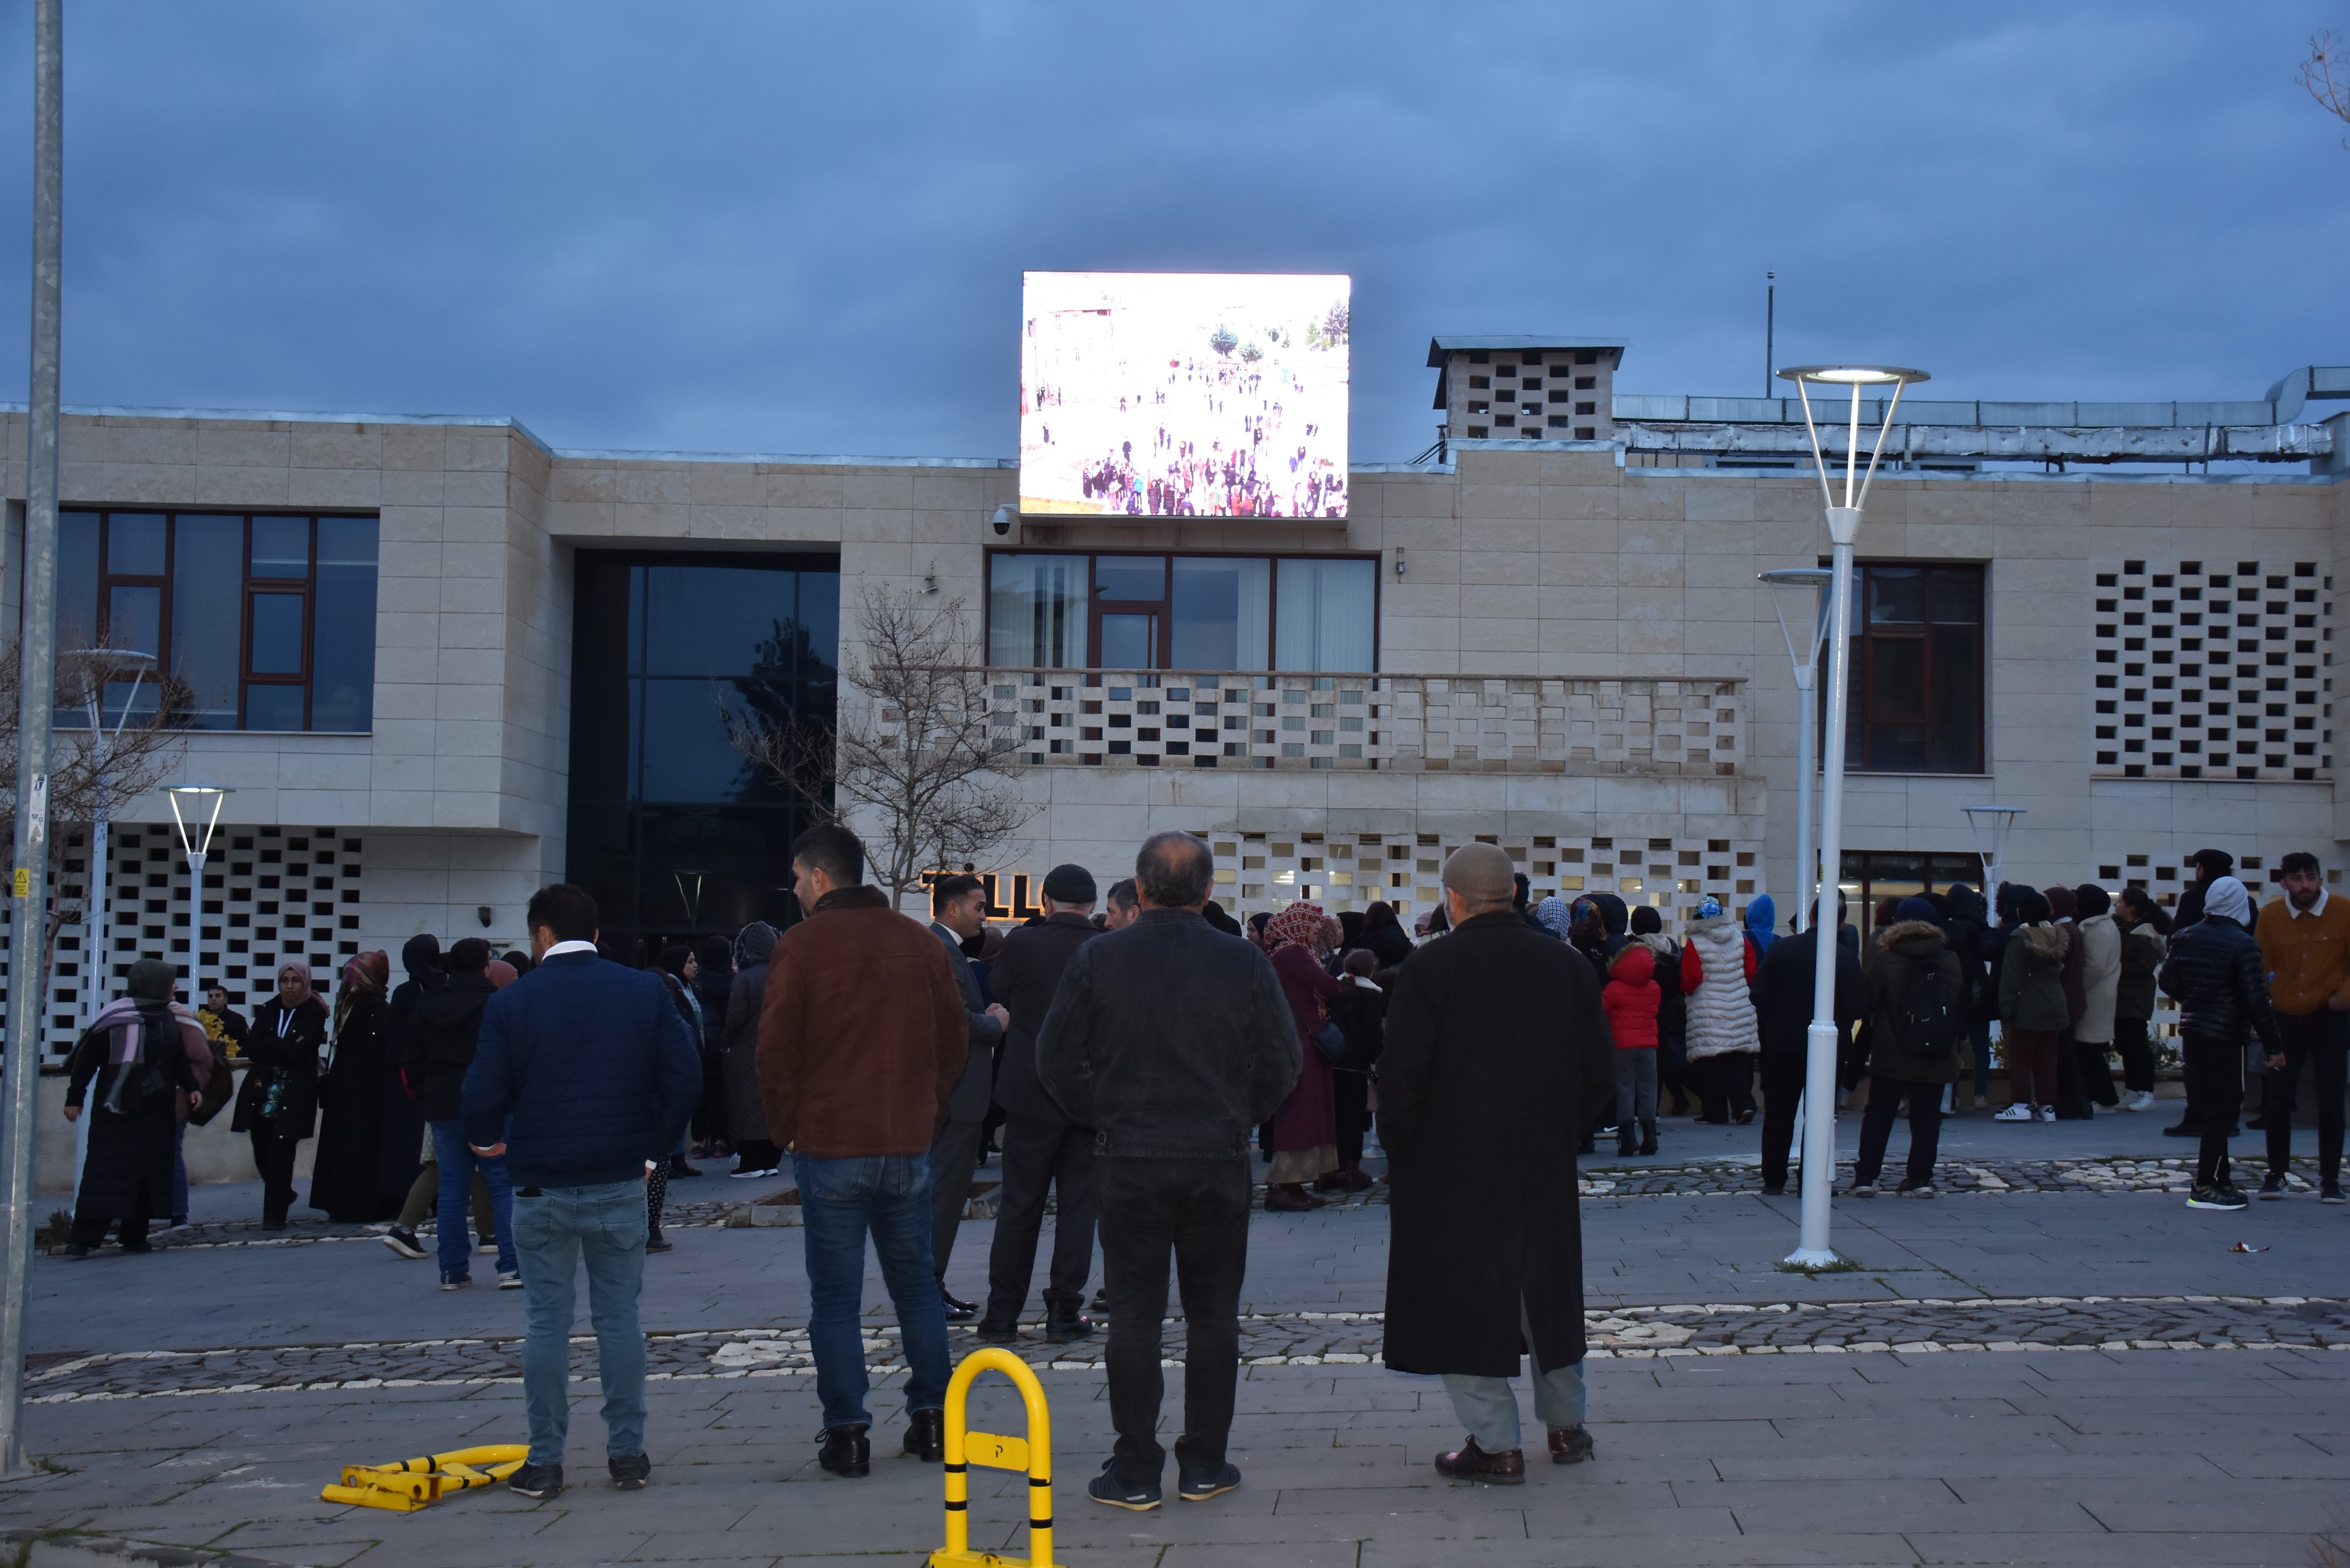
[2203,875,2251,926]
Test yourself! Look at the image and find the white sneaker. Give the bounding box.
[2036,1106,2057,1123]
[1993,1104,2035,1122]
[2124,1090,2156,1112]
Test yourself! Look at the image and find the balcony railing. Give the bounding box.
[982,671,1743,775]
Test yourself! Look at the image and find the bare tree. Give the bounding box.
[727,585,1031,912]
[0,642,191,1027]
[2302,31,2350,145]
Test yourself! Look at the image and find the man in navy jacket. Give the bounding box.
[465,883,700,1500]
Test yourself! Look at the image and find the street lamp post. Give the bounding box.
[1962,804,2025,903]
[64,650,156,1191]
[164,788,231,1001]
[1776,362,1929,1267]
[1759,569,1833,935]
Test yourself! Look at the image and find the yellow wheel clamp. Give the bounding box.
[930,1347,1063,1568]
[321,1445,529,1512]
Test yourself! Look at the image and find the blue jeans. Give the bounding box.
[793,1152,952,1431]
[512,1179,649,1465]
[429,1121,515,1278]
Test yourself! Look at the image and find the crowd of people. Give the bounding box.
[45,825,2348,1498]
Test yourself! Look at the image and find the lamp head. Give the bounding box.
[162,785,233,859]
[1776,364,1930,387]
[1757,568,1832,589]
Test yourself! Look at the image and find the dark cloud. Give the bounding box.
[0,1,2336,459]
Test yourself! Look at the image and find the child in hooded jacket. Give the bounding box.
[1603,943,1662,1156]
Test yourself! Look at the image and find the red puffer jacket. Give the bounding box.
[1601,943,1661,1050]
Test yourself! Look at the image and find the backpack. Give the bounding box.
[1896,955,1963,1056]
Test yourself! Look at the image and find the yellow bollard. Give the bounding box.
[929,1347,1063,1568]
[320,1444,529,1512]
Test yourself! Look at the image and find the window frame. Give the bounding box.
[54,508,378,733]
[983,546,1382,672]
[1833,559,1988,776]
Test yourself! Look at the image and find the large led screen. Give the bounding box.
[1020,271,1350,520]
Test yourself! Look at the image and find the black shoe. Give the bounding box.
[1576,1135,1596,1155]
[1088,1460,1161,1511]
[2187,1185,2250,1210]
[1044,1311,1094,1343]
[1733,1109,1756,1125]
[903,1408,944,1462]
[669,1155,700,1178]
[817,1424,871,1478]
[1615,1134,1638,1158]
[1638,1121,1658,1157]
[1178,1461,1241,1502]
[2260,1173,2288,1200]
[645,1236,673,1254]
[1092,1288,1109,1311]
[58,1242,88,1260]
[508,1461,563,1499]
[119,1239,151,1254]
[974,1319,1021,1344]
[608,1453,650,1490]
[940,1290,978,1323]
[2324,1184,2345,1204]
[2161,1122,2196,1137]
[380,1226,426,1260]
[1759,1183,1787,1197]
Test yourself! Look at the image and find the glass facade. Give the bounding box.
[567,552,839,962]
[987,550,1376,671]
[52,510,378,731]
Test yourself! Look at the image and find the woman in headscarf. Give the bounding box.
[309,950,395,1223]
[378,935,442,1221]
[233,961,330,1229]
[653,946,703,1183]
[690,935,735,1159]
[721,921,782,1178]
[1354,901,1415,966]
[1264,901,1342,1210]
[60,959,211,1256]
[1743,894,1777,960]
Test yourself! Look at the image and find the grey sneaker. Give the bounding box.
[1895,1180,1937,1198]
[2259,1174,2287,1201]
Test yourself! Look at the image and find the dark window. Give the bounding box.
[986,551,1377,671]
[1839,562,1984,773]
[566,551,839,963]
[50,510,377,732]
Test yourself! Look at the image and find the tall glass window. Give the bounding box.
[1839,562,1985,773]
[1171,557,1271,670]
[989,554,1088,667]
[45,510,379,732]
[567,551,840,962]
[1275,557,1377,671]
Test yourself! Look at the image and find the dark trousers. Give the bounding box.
[70,1178,153,1249]
[2005,1027,2060,1108]
[250,1128,302,1225]
[928,1117,988,1284]
[2073,1034,2118,1109]
[984,1116,1098,1325]
[2183,1032,2243,1189]
[1854,1077,1943,1188]
[1332,1070,1370,1167]
[1096,1155,1250,1485]
[2113,1016,2158,1093]
[1758,1052,1806,1190]
[2267,1009,2348,1185]
[1695,1054,1755,1122]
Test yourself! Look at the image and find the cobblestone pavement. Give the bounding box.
[73,1154,2329,1254]
[26,1293,2348,1401]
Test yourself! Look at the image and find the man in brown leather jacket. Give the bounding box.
[757,823,967,1479]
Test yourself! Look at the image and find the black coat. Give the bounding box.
[1350,923,1413,969]
[2160,916,2283,1051]
[1749,925,1863,1058]
[1379,910,1616,1378]
[232,996,328,1138]
[989,912,1101,1124]
[400,972,498,1122]
[310,993,397,1222]
[931,921,1003,1125]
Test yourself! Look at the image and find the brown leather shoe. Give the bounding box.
[1434,1438,1525,1484]
[1547,1426,1596,1464]
[1263,1184,1326,1212]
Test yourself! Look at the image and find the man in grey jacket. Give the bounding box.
[1036,832,1299,1513]
[928,873,1008,1320]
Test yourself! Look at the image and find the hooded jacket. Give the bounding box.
[1743,895,1777,959]
[2160,912,2284,1051]
[1998,923,2073,1032]
[400,970,498,1122]
[1680,911,1760,1058]
[2072,885,2121,1045]
[1601,944,1661,1050]
[720,921,778,1144]
[2115,918,2165,1022]
[1862,920,1966,1086]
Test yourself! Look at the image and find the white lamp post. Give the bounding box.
[163,787,231,1000]
[68,651,154,1032]
[1776,362,1929,1267]
[1962,803,2024,902]
[1758,569,1833,935]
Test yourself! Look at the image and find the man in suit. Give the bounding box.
[465,883,701,1501]
[977,863,1104,1344]
[927,873,1009,1320]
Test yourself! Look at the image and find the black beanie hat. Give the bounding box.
[1042,863,1097,904]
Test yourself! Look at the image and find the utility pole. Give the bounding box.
[1765,271,1776,399]
[1,0,65,1477]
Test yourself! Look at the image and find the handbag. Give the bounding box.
[1311,1018,1349,1067]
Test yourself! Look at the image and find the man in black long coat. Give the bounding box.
[1380,843,1617,1483]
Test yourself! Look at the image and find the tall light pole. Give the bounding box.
[1776,362,1929,1267]
[64,650,156,1192]
[1962,803,2024,903]
[0,0,65,1478]
[1759,568,1832,935]
[164,788,232,1000]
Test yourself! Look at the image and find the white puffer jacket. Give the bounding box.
[1683,912,1760,1059]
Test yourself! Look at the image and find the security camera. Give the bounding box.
[477,905,492,928]
[991,503,1016,538]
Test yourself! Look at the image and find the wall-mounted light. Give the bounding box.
[1394,548,1407,579]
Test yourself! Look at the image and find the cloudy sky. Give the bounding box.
[0,2,2340,460]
